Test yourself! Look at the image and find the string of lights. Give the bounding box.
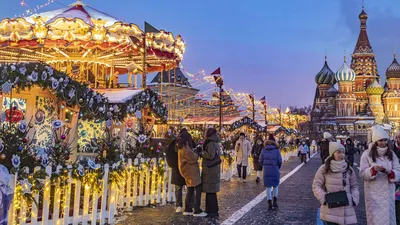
[17,0,57,17]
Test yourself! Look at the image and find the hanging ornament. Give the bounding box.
[20,179,32,194]
[1,81,12,94]
[0,154,5,160]
[51,120,63,129]
[12,155,21,168]
[61,134,66,140]
[134,110,142,119]
[138,134,147,144]
[105,119,113,129]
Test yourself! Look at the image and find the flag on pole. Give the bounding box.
[212,68,223,86]
[260,96,266,106]
[249,94,254,104]
[145,22,159,33]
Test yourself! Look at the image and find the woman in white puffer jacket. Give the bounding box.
[360,125,400,225]
[313,142,359,225]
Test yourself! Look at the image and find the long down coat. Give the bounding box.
[178,145,201,188]
[165,138,186,186]
[360,149,400,225]
[235,139,252,166]
[201,134,221,193]
[259,144,282,187]
[313,165,359,225]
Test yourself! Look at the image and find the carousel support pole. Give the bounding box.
[174,67,177,121]
[142,34,147,88]
[134,74,138,88]
[168,69,171,119]
[128,72,132,87]
[86,62,89,82]
[94,63,97,88]
[160,69,163,101]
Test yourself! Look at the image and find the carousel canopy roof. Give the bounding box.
[0,0,185,74]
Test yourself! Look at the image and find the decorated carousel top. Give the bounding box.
[0,0,185,74]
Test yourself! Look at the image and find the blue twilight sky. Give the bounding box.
[1,0,400,109]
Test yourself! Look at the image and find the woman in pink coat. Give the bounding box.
[360,126,400,225]
[313,142,359,225]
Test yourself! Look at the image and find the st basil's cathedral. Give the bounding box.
[311,6,400,141]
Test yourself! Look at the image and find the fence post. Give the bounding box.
[99,164,109,225]
[82,175,91,225]
[41,166,52,225]
[72,179,81,225]
[125,159,132,211]
[145,159,151,205]
[52,166,63,225]
[31,167,41,224]
[133,158,138,207]
[62,170,72,225]
[150,158,156,205]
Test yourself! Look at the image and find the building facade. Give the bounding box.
[310,6,397,141]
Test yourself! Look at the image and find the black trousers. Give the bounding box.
[396,201,400,225]
[205,193,219,217]
[300,154,307,163]
[175,185,183,207]
[237,164,247,180]
[323,221,338,225]
[185,184,202,213]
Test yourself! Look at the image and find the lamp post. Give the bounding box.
[213,75,224,132]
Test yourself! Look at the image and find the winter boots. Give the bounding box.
[256,177,260,184]
[273,197,278,208]
[267,200,273,210]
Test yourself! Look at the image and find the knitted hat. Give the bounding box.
[323,132,332,139]
[329,142,345,156]
[372,125,389,142]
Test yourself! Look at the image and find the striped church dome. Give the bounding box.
[386,54,400,79]
[366,79,384,95]
[335,57,356,82]
[315,57,336,85]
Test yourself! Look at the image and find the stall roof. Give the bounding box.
[181,116,242,125]
[96,88,143,103]
[354,120,374,125]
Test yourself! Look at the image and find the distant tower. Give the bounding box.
[383,53,400,119]
[313,56,336,114]
[335,56,356,117]
[351,5,378,114]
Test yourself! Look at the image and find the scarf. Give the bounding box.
[377,147,388,157]
[330,159,347,173]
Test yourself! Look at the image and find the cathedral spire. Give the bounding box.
[354,5,372,54]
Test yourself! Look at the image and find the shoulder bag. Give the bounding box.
[325,171,349,209]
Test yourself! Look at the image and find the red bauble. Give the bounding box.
[23,138,28,143]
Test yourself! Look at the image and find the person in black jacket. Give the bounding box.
[165,127,187,213]
[318,132,333,164]
[251,137,264,184]
[305,137,311,159]
[344,138,355,166]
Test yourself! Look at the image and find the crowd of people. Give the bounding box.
[165,127,284,218]
[164,124,400,224]
[313,125,400,225]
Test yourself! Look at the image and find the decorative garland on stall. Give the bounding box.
[231,116,265,132]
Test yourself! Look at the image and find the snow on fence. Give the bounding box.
[7,158,174,225]
[6,154,268,225]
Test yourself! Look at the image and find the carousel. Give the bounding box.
[0,0,186,160]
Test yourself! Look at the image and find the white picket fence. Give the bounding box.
[7,153,286,225]
[7,158,175,225]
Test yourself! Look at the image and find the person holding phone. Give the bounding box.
[360,125,400,225]
[235,133,252,183]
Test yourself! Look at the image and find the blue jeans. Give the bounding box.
[266,186,279,200]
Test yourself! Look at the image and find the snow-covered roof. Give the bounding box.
[96,89,142,103]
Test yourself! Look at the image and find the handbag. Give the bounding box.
[205,143,222,168]
[325,171,349,209]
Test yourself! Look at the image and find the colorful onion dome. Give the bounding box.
[359,7,368,20]
[335,56,356,82]
[315,57,336,85]
[386,54,400,79]
[366,79,384,95]
[327,86,339,97]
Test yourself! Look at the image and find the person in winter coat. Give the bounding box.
[393,133,400,225]
[344,138,355,166]
[200,128,221,218]
[298,141,309,164]
[305,137,311,158]
[360,125,400,225]
[177,129,207,217]
[313,142,359,225]
[165,127,186,213]
[319,132,334,164]
[259,140,282,210]
[252,137,264,183]
[235,132,252,183]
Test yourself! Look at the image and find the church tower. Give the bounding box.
[335,56,356,117]
[366,79,384,122]
[383,54,400,121]
[351,6,379,114]
[313,56,336,115]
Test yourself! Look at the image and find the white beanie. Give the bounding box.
[323,132,332,139]
[329,142,345,156]
[372,125,389,143]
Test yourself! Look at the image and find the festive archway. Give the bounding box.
[230,116,265,132]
